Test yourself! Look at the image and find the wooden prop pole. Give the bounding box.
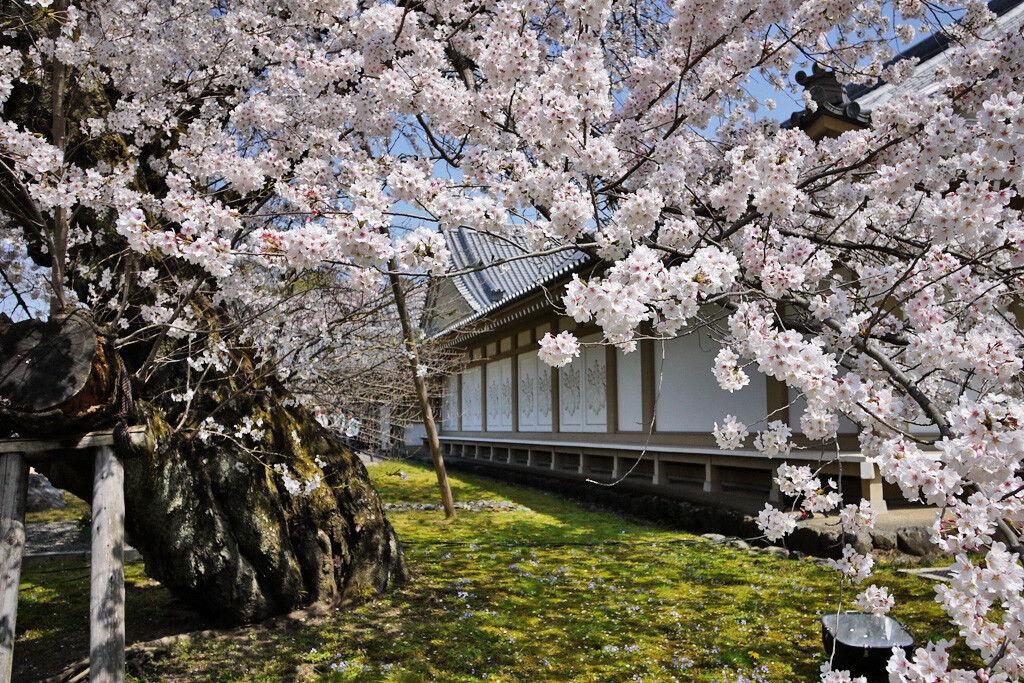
[89,445,124,683]
[0,452,27,683]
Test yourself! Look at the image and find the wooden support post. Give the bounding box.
[703,458,722,493]
[90,445,124,683]
[769,471,783,504]
[0,452,28,683]
[860,461,888,515]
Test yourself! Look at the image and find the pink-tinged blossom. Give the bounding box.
[713,347,749,393]
[713,415,748,450]
[838,501,876,534]
[828,545,875,584]
[757,503,796,541]
[753,420,792,458]
[853,584,894,616]
[538,331,580,368]
[395,227,451,275]
[819,663,867,683]
[7,2,1024,678]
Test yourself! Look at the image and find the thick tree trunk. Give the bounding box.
[44,387,407,625]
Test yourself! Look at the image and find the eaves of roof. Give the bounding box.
[426,251,597,344]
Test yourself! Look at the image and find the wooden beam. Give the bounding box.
[640,339,655,432]
[0,426,151,457]
[90,445,125,683]
[0,452,27,683]
[605,345,617,434]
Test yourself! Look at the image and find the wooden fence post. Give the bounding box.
[0,452,28,683]
[90,445,124,683]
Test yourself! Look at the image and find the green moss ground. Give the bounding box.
[19,459,967,682]
[25,491,90,524]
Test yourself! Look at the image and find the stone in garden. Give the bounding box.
[851,531,872,555]
[726,538,750,551]
[896,527,934,556]
[869,529,897,551]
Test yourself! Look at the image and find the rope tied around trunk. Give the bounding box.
[113,352,138,458]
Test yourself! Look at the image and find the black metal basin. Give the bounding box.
[821,611,915,681]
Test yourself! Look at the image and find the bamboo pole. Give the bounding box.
[0,452,27,683]
[89,445,124,683]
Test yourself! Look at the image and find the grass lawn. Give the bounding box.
[18,459,967,682]
[25,490,90,524]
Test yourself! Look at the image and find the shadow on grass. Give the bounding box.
[14,561,206,681]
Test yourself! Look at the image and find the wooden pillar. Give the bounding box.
[860,461,888,515]
[640,339,655,432]
[703,457,722,493]
[769,470,782,503]
[605,346,617,434]
[0,452,28,683]
[90,445,124,683]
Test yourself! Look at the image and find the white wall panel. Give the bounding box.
[654,334,766,432]
[442,374,459,431]
[559,359,583,430]
[486,358,513,431]
[535,360,552,430]
[518,354,537,429]
[461,366,482,431]
[582,346,607,432]
[559,340,607,432]
[617,349,643,431]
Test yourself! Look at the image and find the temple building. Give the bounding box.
[421,0,1024,514]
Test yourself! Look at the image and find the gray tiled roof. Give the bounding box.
[847,0,1023,102]
[445,227,587,312]
[428,227,592,338]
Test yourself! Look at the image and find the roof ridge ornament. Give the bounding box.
[789,65,869,133]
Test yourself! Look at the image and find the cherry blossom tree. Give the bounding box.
[2,0,1023,674]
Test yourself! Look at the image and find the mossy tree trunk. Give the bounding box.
[45,375,407,625]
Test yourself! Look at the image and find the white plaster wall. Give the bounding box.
[461,366,482,431]
[654,333,766,431]
[536,360,553,430]
[518,353,537,429]
[442,374,459,431]
[404,423,427,451]
[617,349,643,431]
[486,358,513,430]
